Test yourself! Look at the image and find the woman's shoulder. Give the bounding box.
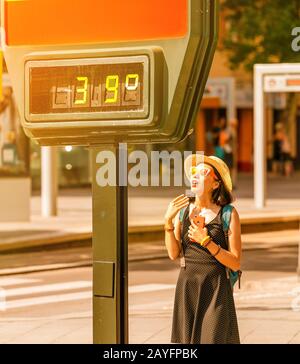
[223,203,238,212]
[227,205,240,224]
[221,204,239,219]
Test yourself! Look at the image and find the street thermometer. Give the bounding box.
[1,0,219,344]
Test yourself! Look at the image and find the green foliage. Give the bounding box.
[221,0,300,72]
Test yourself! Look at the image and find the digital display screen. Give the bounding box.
[26,56,149,122]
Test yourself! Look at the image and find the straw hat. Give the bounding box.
[184,154,233,192]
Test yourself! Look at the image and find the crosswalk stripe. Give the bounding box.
[2,282,174,298]
[234,291,296,301]
[0,282,177,311]
[129,284,175,294]
[0,278,41,287]
[130,300,173,311]
[4,281,92,298]
[4,291,91,310]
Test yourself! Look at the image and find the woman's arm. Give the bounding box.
[205,207,242,271]
[164,194,189,261]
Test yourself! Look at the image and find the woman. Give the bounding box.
[272,122,293,177]
[219,119,234,172]
[164,155,241,344]
[272,123,284,176]
[211,119,224,160]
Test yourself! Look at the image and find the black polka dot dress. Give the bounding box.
[171,204,240,344]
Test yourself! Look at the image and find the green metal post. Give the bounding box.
[91,144,128,344]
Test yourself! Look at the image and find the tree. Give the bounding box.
[221,0,300,157]
[221,0,300,69]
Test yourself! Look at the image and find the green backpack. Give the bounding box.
[179,204,242,289]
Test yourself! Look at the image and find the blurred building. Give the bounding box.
[1,7,300,192]
[195,10,300,172]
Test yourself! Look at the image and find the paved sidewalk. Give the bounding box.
[0,173,299,252]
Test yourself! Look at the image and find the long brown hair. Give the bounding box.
[211,166,233,206]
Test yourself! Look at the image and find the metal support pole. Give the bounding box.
[254,66,267,209]
[41,146,58,217]
[227,78,237,188]
[297,221,300,281]
[92,144,128,344]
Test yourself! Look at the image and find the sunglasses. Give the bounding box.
[190,166,218,180]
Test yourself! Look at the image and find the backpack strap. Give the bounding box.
[179,206,188,224]
[178,204,190,269]
[179,204,190,240]
[221,204,234,232]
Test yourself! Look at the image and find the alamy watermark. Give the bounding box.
[95,143,204,188]
[291,27,300,52]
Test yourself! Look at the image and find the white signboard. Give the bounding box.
[264,75,300,92]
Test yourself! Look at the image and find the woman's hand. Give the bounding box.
[164,194,189,223]
[188,220,209,244]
